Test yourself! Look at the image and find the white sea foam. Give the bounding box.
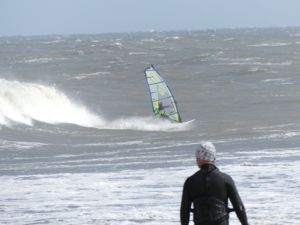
[20,57,53,63]
[41,39,65,44]
[0,140,47,150]
[261,78,292,84]
[224,38,236,41]
[248,42,292,47]
[17,57,67,64]
[243,61,291,66]
[76,140,144,147]
[1,148,299,224]
[257,61,292,66]
[141,38,157,43]
[213,59,292,66]
[103,117,193,132]
[128,52,146,56]
[164,36,181,41]
[68,71,111,80]
[0,79,104,127]
[247,67,269,73]
[111,42,123,48]
[219,57,263,61]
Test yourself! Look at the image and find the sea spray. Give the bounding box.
[0,78,104,127]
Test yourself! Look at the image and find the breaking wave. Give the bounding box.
[0,78,104,127]
[0,79,192,131]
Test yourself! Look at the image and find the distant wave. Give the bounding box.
[128,52,146,56]
[0,79,192,132]
[17,57,67,64]
[111,42,123,48]
[212,57,292,66]
[41,39,65,44]
[163,36,181,41]
[213,62,292,66]
[248,42,292,47]
[223,38,236,41]
[141,38,157,43]
[19,58,54,64]
[68,71,111,80]
[261,78,292,84]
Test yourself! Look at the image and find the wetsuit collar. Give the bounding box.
[200,163,217,173]
[200,163,216,169]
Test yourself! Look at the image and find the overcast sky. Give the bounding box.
[1,0,300,36]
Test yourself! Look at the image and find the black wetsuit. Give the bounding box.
[180,164,249,225]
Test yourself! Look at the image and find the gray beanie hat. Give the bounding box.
[195,142,216,161]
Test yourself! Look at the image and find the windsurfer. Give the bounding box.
[155,102,168,118]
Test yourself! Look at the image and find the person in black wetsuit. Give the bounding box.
[180,142,249,225]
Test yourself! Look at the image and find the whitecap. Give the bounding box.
[17,57,67,64]
[261,78,287,82]
[111,42,123,48]
[224,38,236,41]
[141,38,157,43]
[20,57,53,64]
[69,71,111,80]
[248,42,292,47]
[128,52,146,56]
[99,117,194,132]
[164,36,181,41]
[261,78,292,84]
[41,39,65,44]
[213,60,292,66]
[0,140,47,150]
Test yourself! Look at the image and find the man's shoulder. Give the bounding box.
[184,170,201,184]
[215,169,235,184]
[216,168,230,176]
[188,169,202,179]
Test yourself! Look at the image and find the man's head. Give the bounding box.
[195,141,216,167]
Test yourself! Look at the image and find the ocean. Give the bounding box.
[0,27,300,224]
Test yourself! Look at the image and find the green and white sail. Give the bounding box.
[144,65,182,123]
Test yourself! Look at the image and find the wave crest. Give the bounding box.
[0,79,103,127]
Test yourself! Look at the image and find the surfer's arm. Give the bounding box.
[180,180,192,225]
[227,176,249,225]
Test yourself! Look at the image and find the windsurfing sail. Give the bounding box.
[144,65,182,123]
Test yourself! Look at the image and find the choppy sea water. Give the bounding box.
[0,27,300,224]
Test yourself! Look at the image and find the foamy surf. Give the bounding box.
[0,78,104,127]
[102,117,194,132]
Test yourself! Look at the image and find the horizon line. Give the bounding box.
[1,25,300,38]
